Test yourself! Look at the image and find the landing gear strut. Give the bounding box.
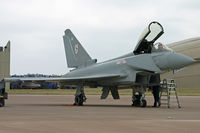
[74,85,86,106]
[132,87,147,107]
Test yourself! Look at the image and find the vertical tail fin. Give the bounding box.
[63,29,94,68]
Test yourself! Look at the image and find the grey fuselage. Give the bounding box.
[63,50,194,88]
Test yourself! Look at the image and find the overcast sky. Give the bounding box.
[0,0,199,75]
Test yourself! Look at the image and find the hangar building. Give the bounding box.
[0,41,10,89]
[162,37,200,88]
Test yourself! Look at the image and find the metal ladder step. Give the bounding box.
[159,79,181,108]
[169,91,176,93]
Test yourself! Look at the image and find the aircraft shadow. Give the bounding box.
[10,103,156,108]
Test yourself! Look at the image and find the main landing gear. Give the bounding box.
[132,87,147,107]
[74,85,86,106]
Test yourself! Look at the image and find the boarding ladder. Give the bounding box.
[159,79,181,108]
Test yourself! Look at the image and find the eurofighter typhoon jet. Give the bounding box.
[5,21,195,107]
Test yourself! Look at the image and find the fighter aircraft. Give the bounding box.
[4,21,195,107]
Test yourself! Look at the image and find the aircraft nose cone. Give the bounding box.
[167,53,195,69]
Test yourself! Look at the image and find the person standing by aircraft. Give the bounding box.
[149,74,161,107]
[152,85,160,107]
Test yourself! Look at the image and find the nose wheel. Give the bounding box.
[141,99,147,107]
[132,87,147,107]
[132,94,147,107]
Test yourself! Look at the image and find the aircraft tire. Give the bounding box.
[132,101,137,106]
[0,98,5,107]
[74,94,83,106]
[141,99,147,107]
[132,100,140,107]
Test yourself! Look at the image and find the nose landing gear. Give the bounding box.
[132,87,147,107]
[132,94,147,107]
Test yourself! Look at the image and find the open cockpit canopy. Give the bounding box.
[134,21,164,54]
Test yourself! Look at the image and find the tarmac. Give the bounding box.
[0,95,200,133]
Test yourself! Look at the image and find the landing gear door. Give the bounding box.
[134,21,164,54]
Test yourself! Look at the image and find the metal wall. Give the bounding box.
[0,41,10,89]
